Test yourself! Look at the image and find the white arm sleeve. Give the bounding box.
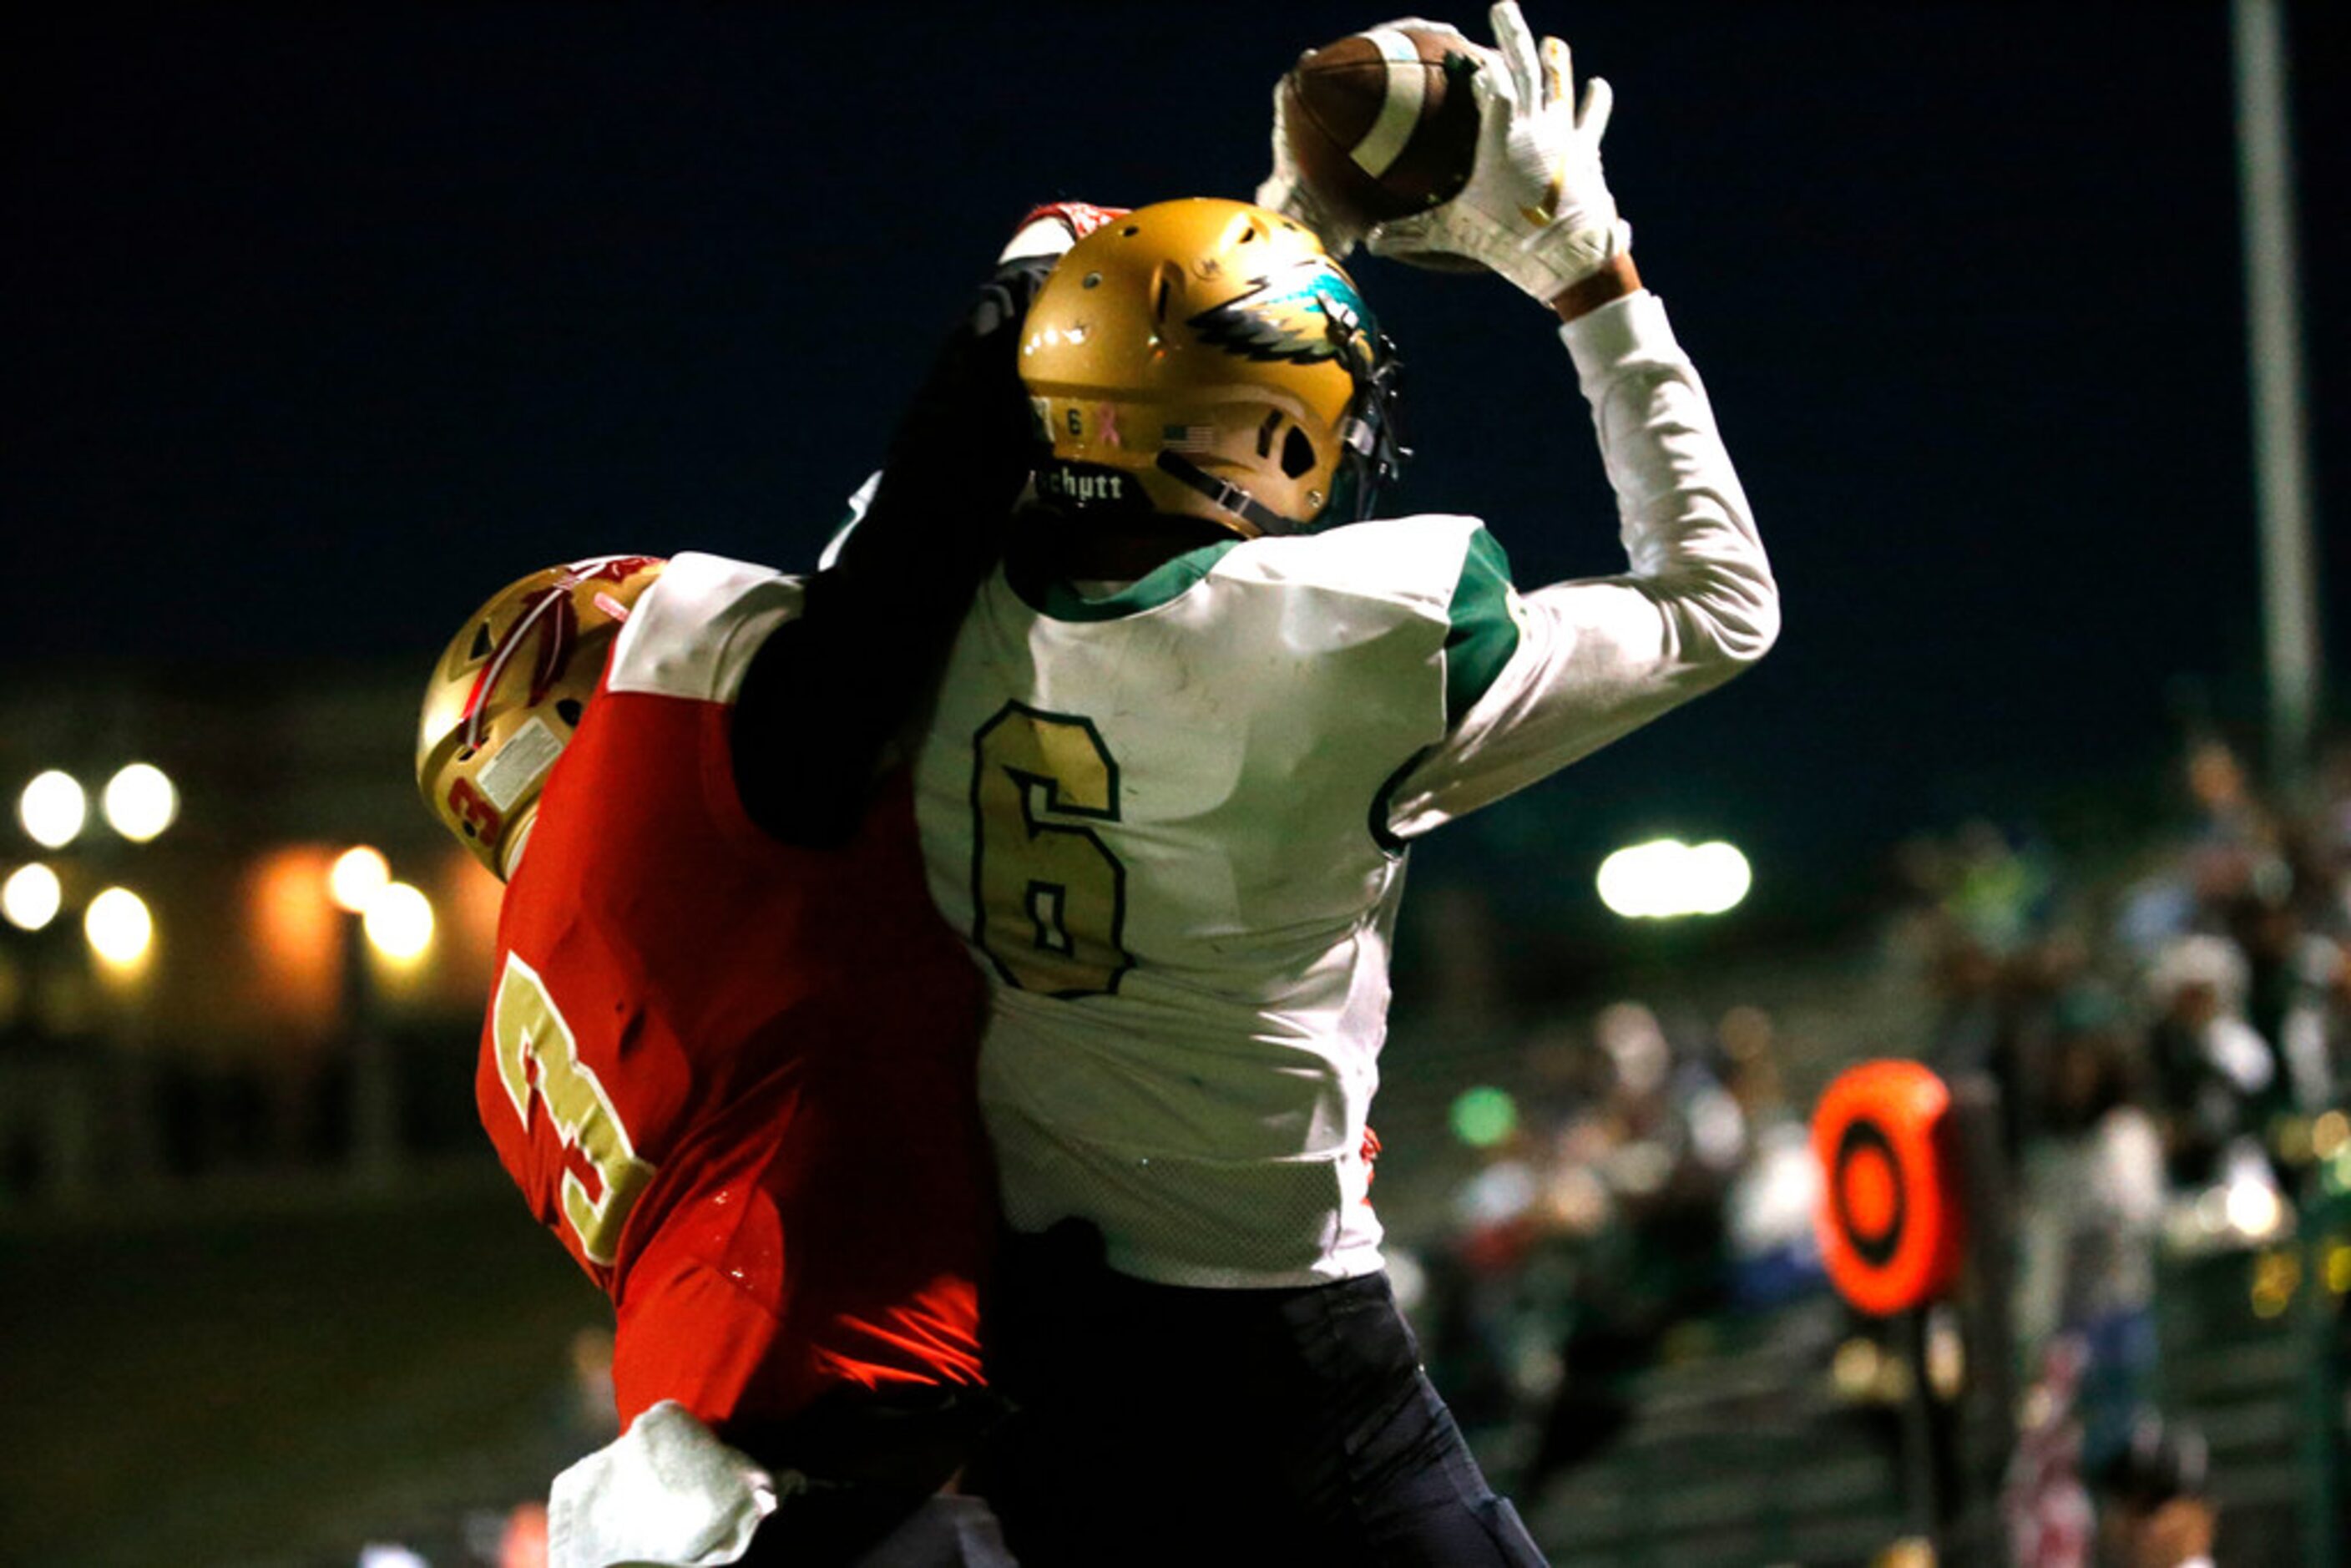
[1386,290,1777,837]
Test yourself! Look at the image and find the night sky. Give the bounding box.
[5,3,2345,932]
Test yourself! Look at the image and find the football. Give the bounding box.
[1280,25,1485,229]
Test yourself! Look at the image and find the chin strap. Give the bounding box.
[1154,451,1299,537]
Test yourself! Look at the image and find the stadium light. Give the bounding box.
[2,863,63,932]
[2225,1171,2286,1239]
[1449,1085,1519,1148]
[1595,837,1752,919]
[363,882,435,964]
[84,886,154,970]
[102,763,179,842]
[329,845,392,914]
[18,771,87,850]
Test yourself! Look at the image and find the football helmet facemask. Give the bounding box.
[417,555,665,878]
[1020,197,1407,539]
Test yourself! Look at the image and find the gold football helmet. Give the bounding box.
[1020,197,1406,537]
[417,555,665,878]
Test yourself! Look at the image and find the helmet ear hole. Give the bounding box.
[468,624,493,661]
[1280,425,1318,480]
[555,699,584,728]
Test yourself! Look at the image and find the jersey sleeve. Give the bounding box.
[1385,290,1778,838]
[604,552,802,705]
[605,551,818,852]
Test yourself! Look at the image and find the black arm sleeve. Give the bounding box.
[731,255,1054,847]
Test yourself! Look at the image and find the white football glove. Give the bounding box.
[1365,2,1629,305]
[547,1400,786,1568]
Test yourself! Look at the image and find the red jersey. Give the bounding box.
[477,553,992,1430]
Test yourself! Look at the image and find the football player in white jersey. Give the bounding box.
[918,8,1777,1562]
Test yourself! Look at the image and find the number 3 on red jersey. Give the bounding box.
[490,953,655,1265]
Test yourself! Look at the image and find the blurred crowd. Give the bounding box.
[1411,734,2351,1564]
[1907,736,2351,1385]
[1416,991,1825,1479]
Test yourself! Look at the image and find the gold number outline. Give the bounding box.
[969,701,1134,999]
[491,952,656,1266]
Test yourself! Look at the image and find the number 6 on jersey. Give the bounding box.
[970,702,1134,998]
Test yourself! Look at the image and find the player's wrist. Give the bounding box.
[1257,172,1363,259]
[1552,252,1640,321]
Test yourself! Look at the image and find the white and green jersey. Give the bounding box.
[913,291,1777,1288]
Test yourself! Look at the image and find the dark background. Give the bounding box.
[5,1,2346,938]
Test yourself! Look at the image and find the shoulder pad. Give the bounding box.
[1217,514,1489,615]
[606,552,804,704]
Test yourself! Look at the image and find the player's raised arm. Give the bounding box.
[1347,3,1778,835]
[729,204,1124,847]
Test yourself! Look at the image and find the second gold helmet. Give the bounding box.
[416,555,665,878]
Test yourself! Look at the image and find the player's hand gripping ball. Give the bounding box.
[1274,20,1488,238]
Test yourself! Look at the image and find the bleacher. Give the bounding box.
[2153,1220,2350,1565]
[1519,1303,1911,1566]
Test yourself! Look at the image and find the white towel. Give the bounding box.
[548,1399,791,1568]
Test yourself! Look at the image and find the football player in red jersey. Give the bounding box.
[423,549,999,1568]
[414,204,1124,1568]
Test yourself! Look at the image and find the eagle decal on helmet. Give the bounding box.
[1187,260,1374,367]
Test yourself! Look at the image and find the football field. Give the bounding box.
[0,1166,597,1566]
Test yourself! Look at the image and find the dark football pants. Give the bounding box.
[973,1221,1550,1567]
[727,1387,1015,1568]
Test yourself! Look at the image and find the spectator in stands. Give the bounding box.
[2144,935,2277,1188]
[2091,1414,2216,1568]
[2114,737,2277,969]
[2013,1014,2165,1464]
[1519,1002,1741,1489]
[2226,891,2343,1124]
[1716,1006,1823,1308]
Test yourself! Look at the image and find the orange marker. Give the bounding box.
[1813,1060,1964,1315]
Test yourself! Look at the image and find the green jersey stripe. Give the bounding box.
[1443,527,1520,724]
[1014,539,1243,622]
